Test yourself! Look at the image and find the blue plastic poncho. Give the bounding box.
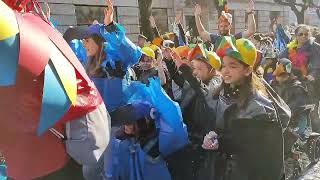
[110,137,172,180]
[91,77,126,111]
[69,39,87,66]
[104,78,188,180]
[122,78,188,157]
[100,23,142,70]
[96,77,188,155]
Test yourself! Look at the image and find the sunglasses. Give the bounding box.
[297,32,309,37]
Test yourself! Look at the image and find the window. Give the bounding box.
[75,5,117,26]
[152,8,169,34]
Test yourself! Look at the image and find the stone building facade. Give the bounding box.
[39,0,291,42]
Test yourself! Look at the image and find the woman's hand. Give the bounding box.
[104,0,114,26]
[202,131,219,150]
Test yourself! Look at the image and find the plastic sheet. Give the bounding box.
[101,23,142,70]
[123,78,188,157]
[91,77,125,111]
[38,62,71,135]
[0,34,19,86]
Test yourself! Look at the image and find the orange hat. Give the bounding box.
[152,37,163,46]
[175,46,190,59]
[187,44,207,61]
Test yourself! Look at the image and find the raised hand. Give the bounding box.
[247,0,254,13]
[175,10,183,24]
[194,4,202,17]
[149,16,156,28]
[104,0,114,25]
[202,131,219,150]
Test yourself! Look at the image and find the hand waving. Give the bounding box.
[104,0,114,25]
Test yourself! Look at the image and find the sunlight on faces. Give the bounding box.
[191,59,215,82]
[218,21,231,36]
[139,55,155,70]
[221,56,252,85]
[296,26,310,46]
[138,37,146,48]
[83,37,99,57]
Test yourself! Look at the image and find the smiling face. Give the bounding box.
[296,26,310,46]
[218,21,231,36]
[124,124,135,135]
[191,59,215,82]
[221,56,252,85]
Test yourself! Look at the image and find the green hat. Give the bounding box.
[216,36,257,67]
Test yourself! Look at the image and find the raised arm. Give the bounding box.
[194,4,210,42]
[149,16,161,38]
[175,11,188,45]
[242,0,256,38]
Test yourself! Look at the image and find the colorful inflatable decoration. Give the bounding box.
[0,0,102,179]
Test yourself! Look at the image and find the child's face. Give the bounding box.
[191,59,214,82]
[221,56,252,85]
[124,124,135,135]
[139,56,154,70]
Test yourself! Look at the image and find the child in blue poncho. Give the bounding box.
[109,101,172,180]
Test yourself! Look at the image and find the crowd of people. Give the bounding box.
[2,0,320,179]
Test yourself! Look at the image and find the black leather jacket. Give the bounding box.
[211,81,287,180]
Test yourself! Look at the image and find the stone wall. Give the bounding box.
[39,0,140,41]
[39,0,290,42]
